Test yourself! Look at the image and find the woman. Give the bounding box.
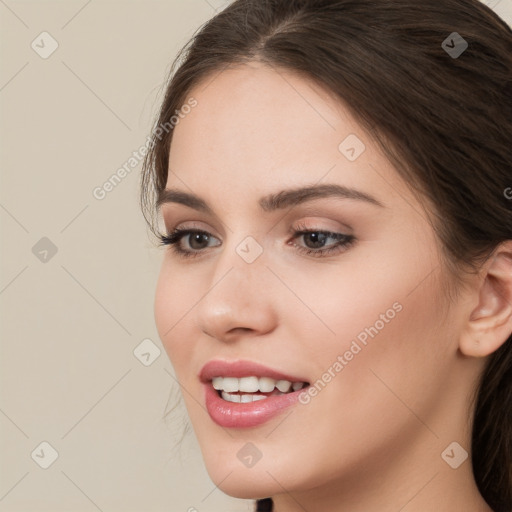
[140,0,512,510]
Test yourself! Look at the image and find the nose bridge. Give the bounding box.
[210,231,269,305]
[194,231,277,338]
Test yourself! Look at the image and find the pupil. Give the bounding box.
[190,233,208,249]
[306,232,326,249]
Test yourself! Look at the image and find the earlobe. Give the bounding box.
[459,241,512,358]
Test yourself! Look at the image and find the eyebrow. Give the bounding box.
[156,183,385,213]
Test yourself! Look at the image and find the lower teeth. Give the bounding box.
[220,390,286,403]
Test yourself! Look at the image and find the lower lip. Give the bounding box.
[203,382,307,428]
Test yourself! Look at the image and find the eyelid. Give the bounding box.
[165,216,352,237]
[164,219,220,236]
[161,205,355,230]
[291,217,353,235]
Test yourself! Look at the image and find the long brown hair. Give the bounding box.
[139,1,512,510]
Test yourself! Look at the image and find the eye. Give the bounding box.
[158,223,355,259]
[288,221,355,258]
[159,228,219,259]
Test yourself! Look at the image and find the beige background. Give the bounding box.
[1,1,511,511]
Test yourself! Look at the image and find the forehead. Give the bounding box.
[168,61,360,171]
[165,62,415,217]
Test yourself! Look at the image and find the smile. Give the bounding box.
[212,376,308,403]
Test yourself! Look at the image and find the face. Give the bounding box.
[154,62,468,500]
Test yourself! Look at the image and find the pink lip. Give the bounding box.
[199,359,310,428]
[199,359,308,383]
[203,382,308,428]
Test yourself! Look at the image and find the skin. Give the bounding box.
[154,61,512,511]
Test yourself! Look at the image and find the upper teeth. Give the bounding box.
[211,376,305,393]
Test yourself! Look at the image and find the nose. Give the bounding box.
[194,248,279,343]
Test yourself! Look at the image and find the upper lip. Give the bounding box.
[199,359,309,383]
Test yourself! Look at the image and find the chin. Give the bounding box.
[210,474,280,501]
[202,452,312,500]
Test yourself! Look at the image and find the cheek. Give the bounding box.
[302,267,452,441]
[290,229,445,358]
[154,262,197,370]
[275,247,413,354]
[286,241,451,419]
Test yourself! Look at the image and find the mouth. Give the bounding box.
[210,376,310,403]
[199,359,311,427]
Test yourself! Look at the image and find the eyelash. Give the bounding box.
[158,221,355,260]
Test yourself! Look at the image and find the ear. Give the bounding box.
[459,240,512,358]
